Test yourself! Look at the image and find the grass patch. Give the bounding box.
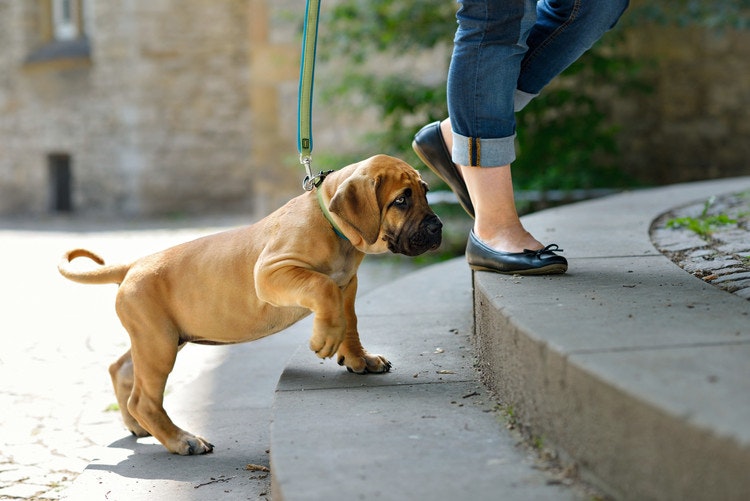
[666,196,737,237]
[498,404,519,430]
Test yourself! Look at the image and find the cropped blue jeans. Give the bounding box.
[447,0,630,167]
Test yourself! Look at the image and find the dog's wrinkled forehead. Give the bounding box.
[391,165,428,197]
[358,155,425,192]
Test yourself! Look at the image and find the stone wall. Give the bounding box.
[1,1,748,217]
[0,0,303,217]
[613,18,750,184]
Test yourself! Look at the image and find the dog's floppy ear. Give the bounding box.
[329,172,382,244]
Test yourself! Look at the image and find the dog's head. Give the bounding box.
[327,154,442,256]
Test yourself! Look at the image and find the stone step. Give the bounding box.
[270,259,590,501]
[474,177,750,500]
[270,177,750,501]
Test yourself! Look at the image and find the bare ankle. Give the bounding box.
[473,226,542,253]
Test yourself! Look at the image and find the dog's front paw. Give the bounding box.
[309,325,345,359]
[338,352,392,374]
[167,432,215,455]
[309,336,342,359]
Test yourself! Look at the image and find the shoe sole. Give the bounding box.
[468,263,568,276]
[412,139,475,219]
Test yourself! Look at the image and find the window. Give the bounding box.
[25,0,91,64]
[52,0,80,41]
[48,153,73,213]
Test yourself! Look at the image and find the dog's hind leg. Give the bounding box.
[127,335,213,455]
[335,275,392,374]
[116,300,213,455]
[109,349,150,437]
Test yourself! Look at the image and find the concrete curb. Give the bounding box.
[55,177,750,500]
[270,259,591,501]
[474,177,750,500]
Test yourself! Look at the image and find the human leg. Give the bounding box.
[415,0,629,268]
[460,0,630,254]
[437,120,541,252]
[448,0,630,161]
[447,0,536,169]
[518,0,630,96]
[440,0,539,256]
[444,0,544,254]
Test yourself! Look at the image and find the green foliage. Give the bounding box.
[513,92,622,191]
[666,214,737,237]
[499,404,518,429]
[323,1,456,60]
[321,72,446,158]
[512,47,645,191]
[320,0,453,167]
[319,0,746,193]
[532,435,545,450]
[626,1,750,31]
[666,196,738,237]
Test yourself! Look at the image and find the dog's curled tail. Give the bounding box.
[58,248,129,285]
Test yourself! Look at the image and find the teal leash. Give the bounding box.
[297,0,348,240]
[298,0,323,191]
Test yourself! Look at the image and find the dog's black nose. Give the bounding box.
[425,214,443,235]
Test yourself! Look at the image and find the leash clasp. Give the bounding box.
[302,162,334,192]
[301,155,316,191]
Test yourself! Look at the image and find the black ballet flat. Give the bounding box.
[412,121,475,218]
[465,230,568,275]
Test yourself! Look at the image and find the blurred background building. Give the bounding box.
[0,0,302,217]
[0,0,748,218]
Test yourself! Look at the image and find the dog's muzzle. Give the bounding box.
[392,213,443,256]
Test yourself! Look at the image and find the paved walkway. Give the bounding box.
[0,218,243,499]
[0,215,417,500]
[2,177,748,500]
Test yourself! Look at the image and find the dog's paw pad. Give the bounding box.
[310,337,342,359]
[186,438,214,455]
[172,434,214,455]
[365,354,392,373]
[339,353,391,374]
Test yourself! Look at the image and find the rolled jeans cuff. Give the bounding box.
[514,89,538,112]
[451,132,516,167]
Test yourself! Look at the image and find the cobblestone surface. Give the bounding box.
[651,189,750,300]
[0,221,234,500]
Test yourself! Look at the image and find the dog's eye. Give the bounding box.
[392,188,411,208]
